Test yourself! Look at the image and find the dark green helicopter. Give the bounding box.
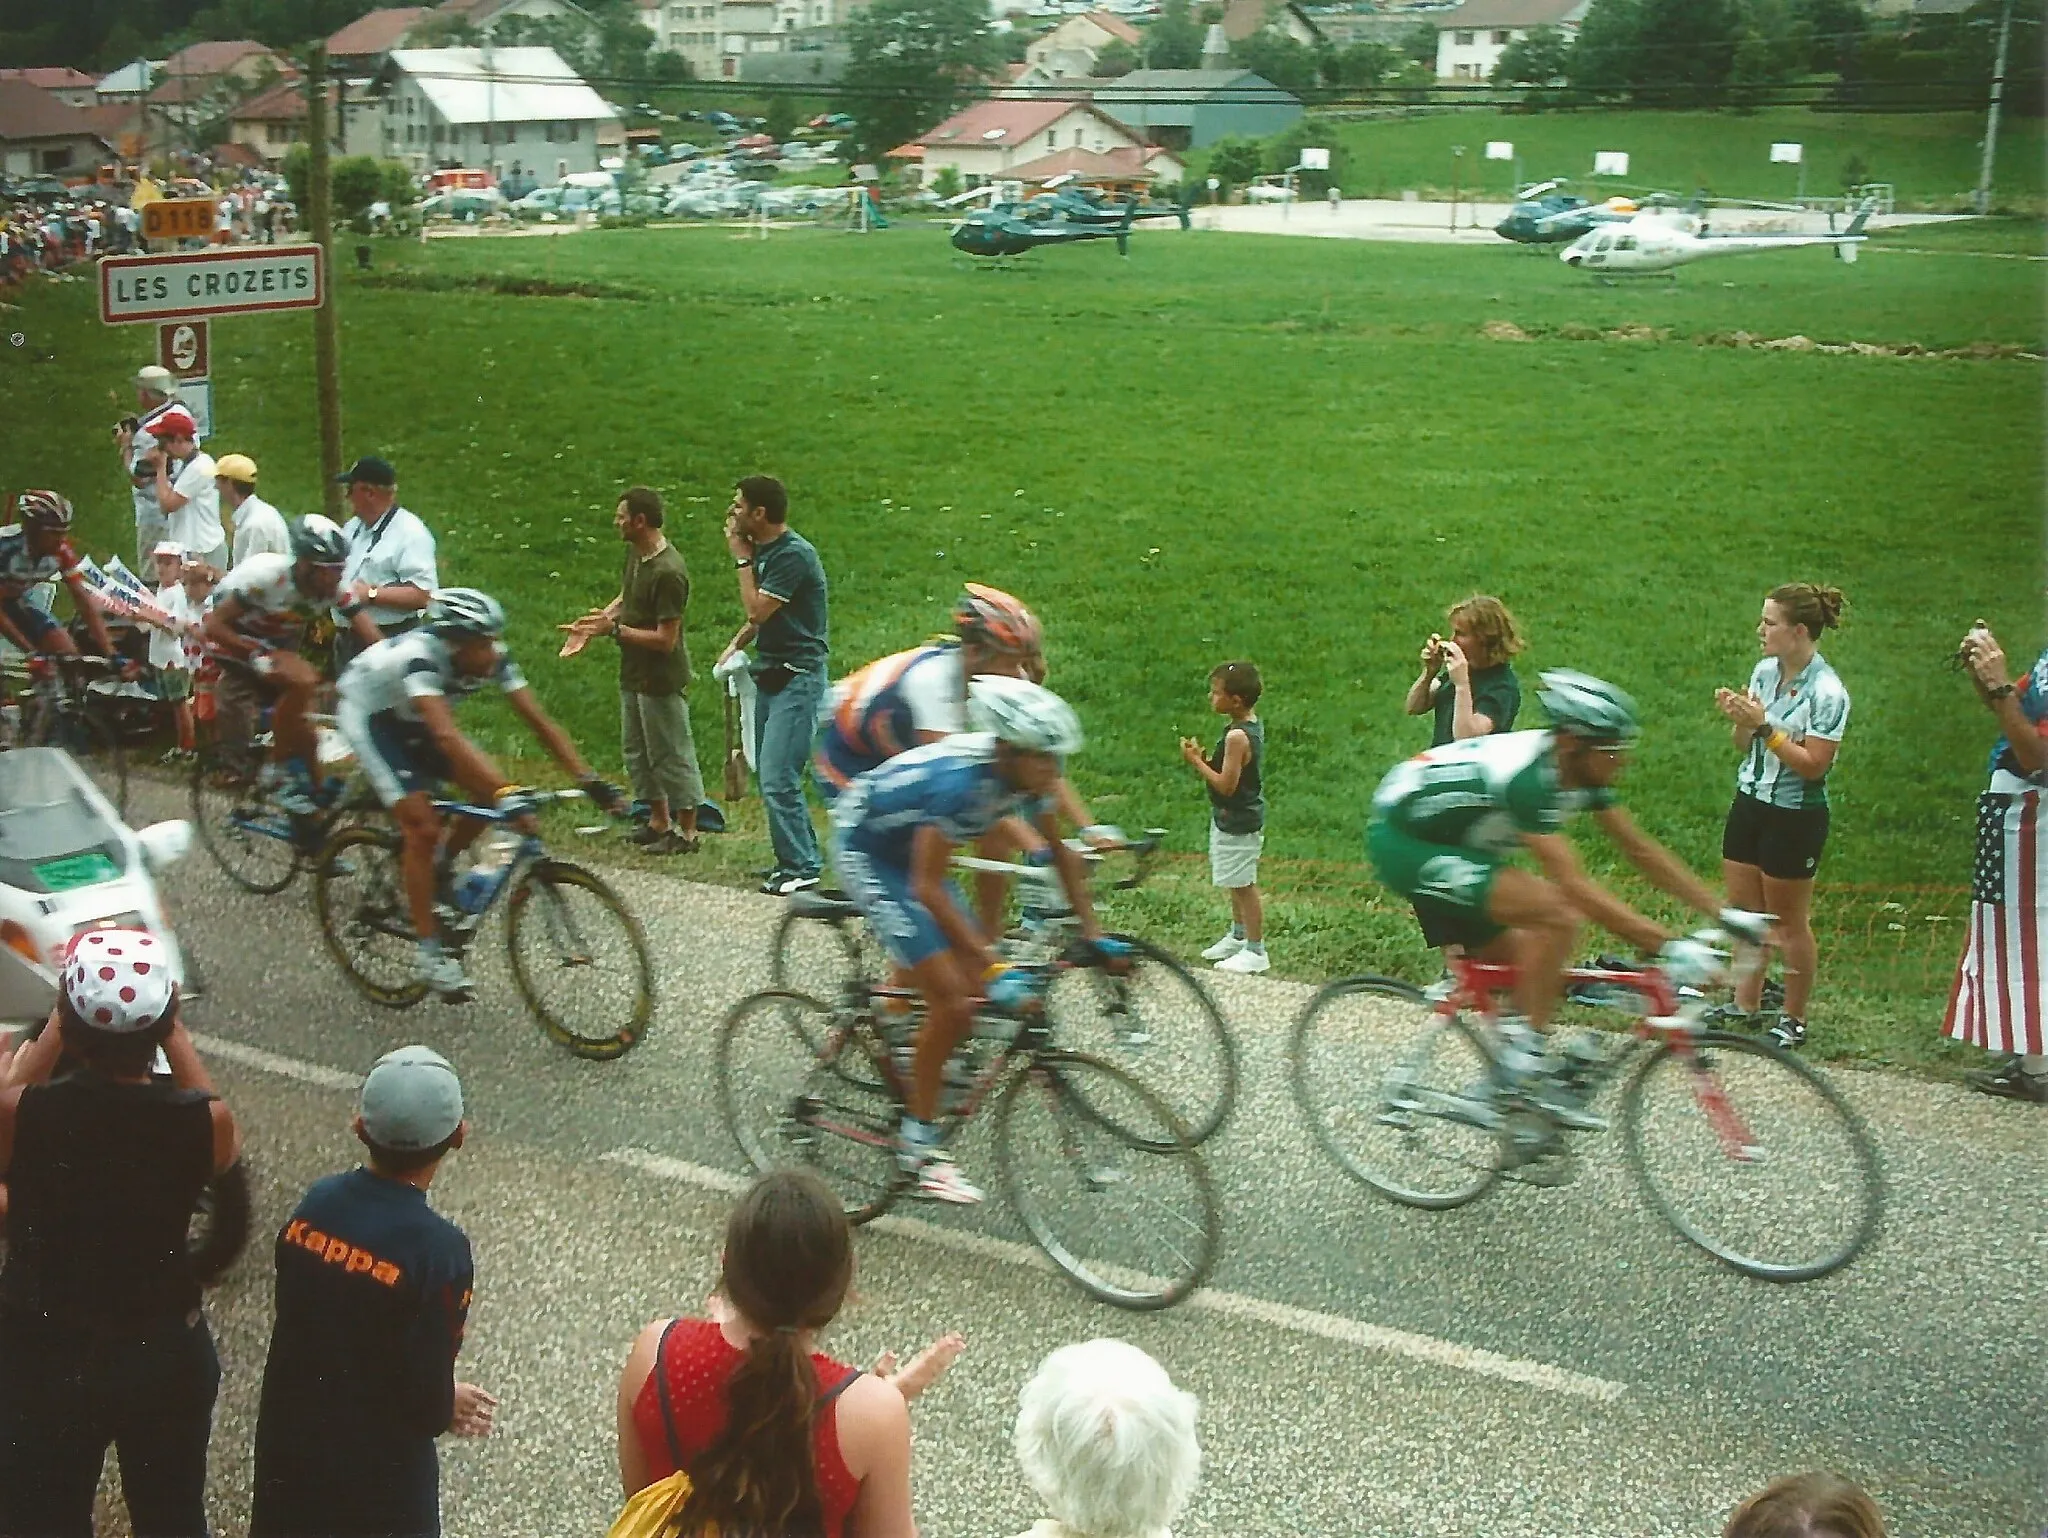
[951,196,1143,258]
[1018,182,1192,232]
[1494,180,1641,244]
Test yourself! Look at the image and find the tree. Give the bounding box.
[1205,134,1262,196]
[403,11,483,48]
[764,93,799,140]
[1399,21,1438,68]
[1792,0,1866,73]
[1493,24,1572,84]
[1144,0,1205,68]
[1094,38,1138,77]
[1266,119,1346,193]
[930,164,962,199]
[1635,0,1739,100]
[330,155,385,221]
[1567,0,1643,97]
[1233,29,1319,92]
[1331,40,1399,87]
[843,0,998,161]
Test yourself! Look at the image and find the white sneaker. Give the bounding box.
[1215,947,1270,974]
[416,948,475,1002]
[1200,934,1246,961]
[907,1150,984,1205]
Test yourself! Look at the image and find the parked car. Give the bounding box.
[418,187,509,221]
[1246,176,1297,203]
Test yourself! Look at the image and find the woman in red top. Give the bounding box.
[615,1169,963,1538]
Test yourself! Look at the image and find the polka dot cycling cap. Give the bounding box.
[63,928,175,1032]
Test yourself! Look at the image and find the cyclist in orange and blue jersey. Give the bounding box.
[0,492,123,664]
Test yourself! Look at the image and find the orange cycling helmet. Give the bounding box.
[953,582,1043,657]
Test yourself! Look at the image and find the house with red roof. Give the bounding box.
[0,80,115,177]
[327,7,433,72]
[0,68,99,110]
[1023,11,1142,79]
[897,97,1147,188]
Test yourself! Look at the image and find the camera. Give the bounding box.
[1950,619,1992,672]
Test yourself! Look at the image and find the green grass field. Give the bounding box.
[1202,108,2048,212]
[4,219,2039,1071]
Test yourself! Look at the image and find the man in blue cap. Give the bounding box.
[250,1047,495,1538]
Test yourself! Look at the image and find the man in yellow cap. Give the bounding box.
[217,453,287,569]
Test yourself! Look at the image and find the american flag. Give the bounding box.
[1944,791,2046,1055]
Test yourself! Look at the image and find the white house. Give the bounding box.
[635,0,855,78]
[376,47,622,177]
[1024,10,1141,78]
[436,0,601,40]
[1433,0,1588,79]
[903,97,1146,187]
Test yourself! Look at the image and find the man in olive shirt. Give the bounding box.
[718,474,829,895]
[562,487,703,853]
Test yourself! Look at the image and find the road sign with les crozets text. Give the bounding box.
[98,243,324,325]
[140,197,218,242]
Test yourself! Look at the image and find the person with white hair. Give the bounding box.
[1012,1339,1201,1538]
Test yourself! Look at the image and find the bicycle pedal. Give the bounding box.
[1499,1149,1577,1188]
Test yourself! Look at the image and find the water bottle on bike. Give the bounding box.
[453,829,521,915]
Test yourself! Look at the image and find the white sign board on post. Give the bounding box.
[1298,147,1330,171]
[98,243,324,325]
[1593,151,1630,176]
[1484,141,1514,160]
[1769,142,1804,163]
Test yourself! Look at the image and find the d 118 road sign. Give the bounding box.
[99,243,324,325]
[140,197,218,242]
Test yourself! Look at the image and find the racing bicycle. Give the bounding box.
[769,833,1239,1146]
[1289,938,1884,1282]
[312,788,653,1060]
[189,714,375,894]
[2,654,128,817]
[717,969,1221,1311]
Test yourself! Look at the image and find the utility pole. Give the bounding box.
[1974,0,2013,216]
[1449,144,1463,232]
[306,45,345,520]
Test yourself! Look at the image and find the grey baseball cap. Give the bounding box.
[359,1045,464,1150]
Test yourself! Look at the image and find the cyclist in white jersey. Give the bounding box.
[336,588,621,999]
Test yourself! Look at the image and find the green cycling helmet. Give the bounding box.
[1537,669,1640,746]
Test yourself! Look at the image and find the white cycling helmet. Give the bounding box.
[967,674,1084,756]
[63,928,176,1033]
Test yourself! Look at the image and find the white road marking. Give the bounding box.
[189,1039,1628,1403]
[600,1146,1628,1402]
[190,1032,367,1093]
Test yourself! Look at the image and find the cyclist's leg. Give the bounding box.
[266,652,321,773]
[971,819,1018,935]
[1479,866,1580,1030]
[835,835,968,1124]
[342,701,442,941]
[902,945,978,1125]
[394,793,444,944]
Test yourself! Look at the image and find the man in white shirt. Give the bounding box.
[333,456,437,669]
[114,365,193,568]
[218,453,289,569]
[142,409,227,570]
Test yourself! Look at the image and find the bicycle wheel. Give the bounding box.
[1041,936,1239,1146]
[997,1049,1220,1310]
[1622,1031,1883,1282]
[1289,976,1500,1210]
[716,989,900,1224]
[313,825,426,1009]
[506,861,653,1060]
[26,701,126,819]
[770,905,877,1003]
[190,749,299,894]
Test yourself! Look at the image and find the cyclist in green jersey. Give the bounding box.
[1369,671,1774,1111]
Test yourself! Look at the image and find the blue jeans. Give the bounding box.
[753,665,825,878]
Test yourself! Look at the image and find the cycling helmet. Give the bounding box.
[967,674,1084,755]
[954,583,1044,657]
[62,928,176,1033]
[1537,669,1641,746]
[425,587,507,641]
[16,489,74,532]
[289,513,349,567]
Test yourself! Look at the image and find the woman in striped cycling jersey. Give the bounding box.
[1713,583,1850,1050]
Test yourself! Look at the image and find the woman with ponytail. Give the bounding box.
[1712,582,1851,1050]
[614,1169,963,1538]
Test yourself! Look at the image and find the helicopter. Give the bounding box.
[951,197,1143,259]
[1559,201,1874,278]
[1494,181,1641,244]
[1017,180,1192,232]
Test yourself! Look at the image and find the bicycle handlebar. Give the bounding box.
[951,828,1167,890]
[431,787,590,822]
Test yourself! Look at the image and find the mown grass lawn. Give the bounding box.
[1213,108,2048,212]
[5,220,2039,1070]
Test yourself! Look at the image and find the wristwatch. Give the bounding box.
[365,585,381,607]
[733,557,753,570]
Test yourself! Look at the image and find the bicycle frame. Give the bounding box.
[1439,953,1764,1163]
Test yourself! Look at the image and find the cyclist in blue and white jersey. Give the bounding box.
[335,588,621,1000]
[203,515,350,811]
[0,491,124,664]
[832,675,1123,1204]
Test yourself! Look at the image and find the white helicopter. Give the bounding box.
[1560,201,1874,278]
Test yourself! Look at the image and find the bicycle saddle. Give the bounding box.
[786,888,859,923]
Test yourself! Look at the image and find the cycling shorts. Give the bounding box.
[339,703,450,808]
[831,832,963,971]
[1721,792,1830,881]
[1367,818,1505,950]
[0,597,61,647]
